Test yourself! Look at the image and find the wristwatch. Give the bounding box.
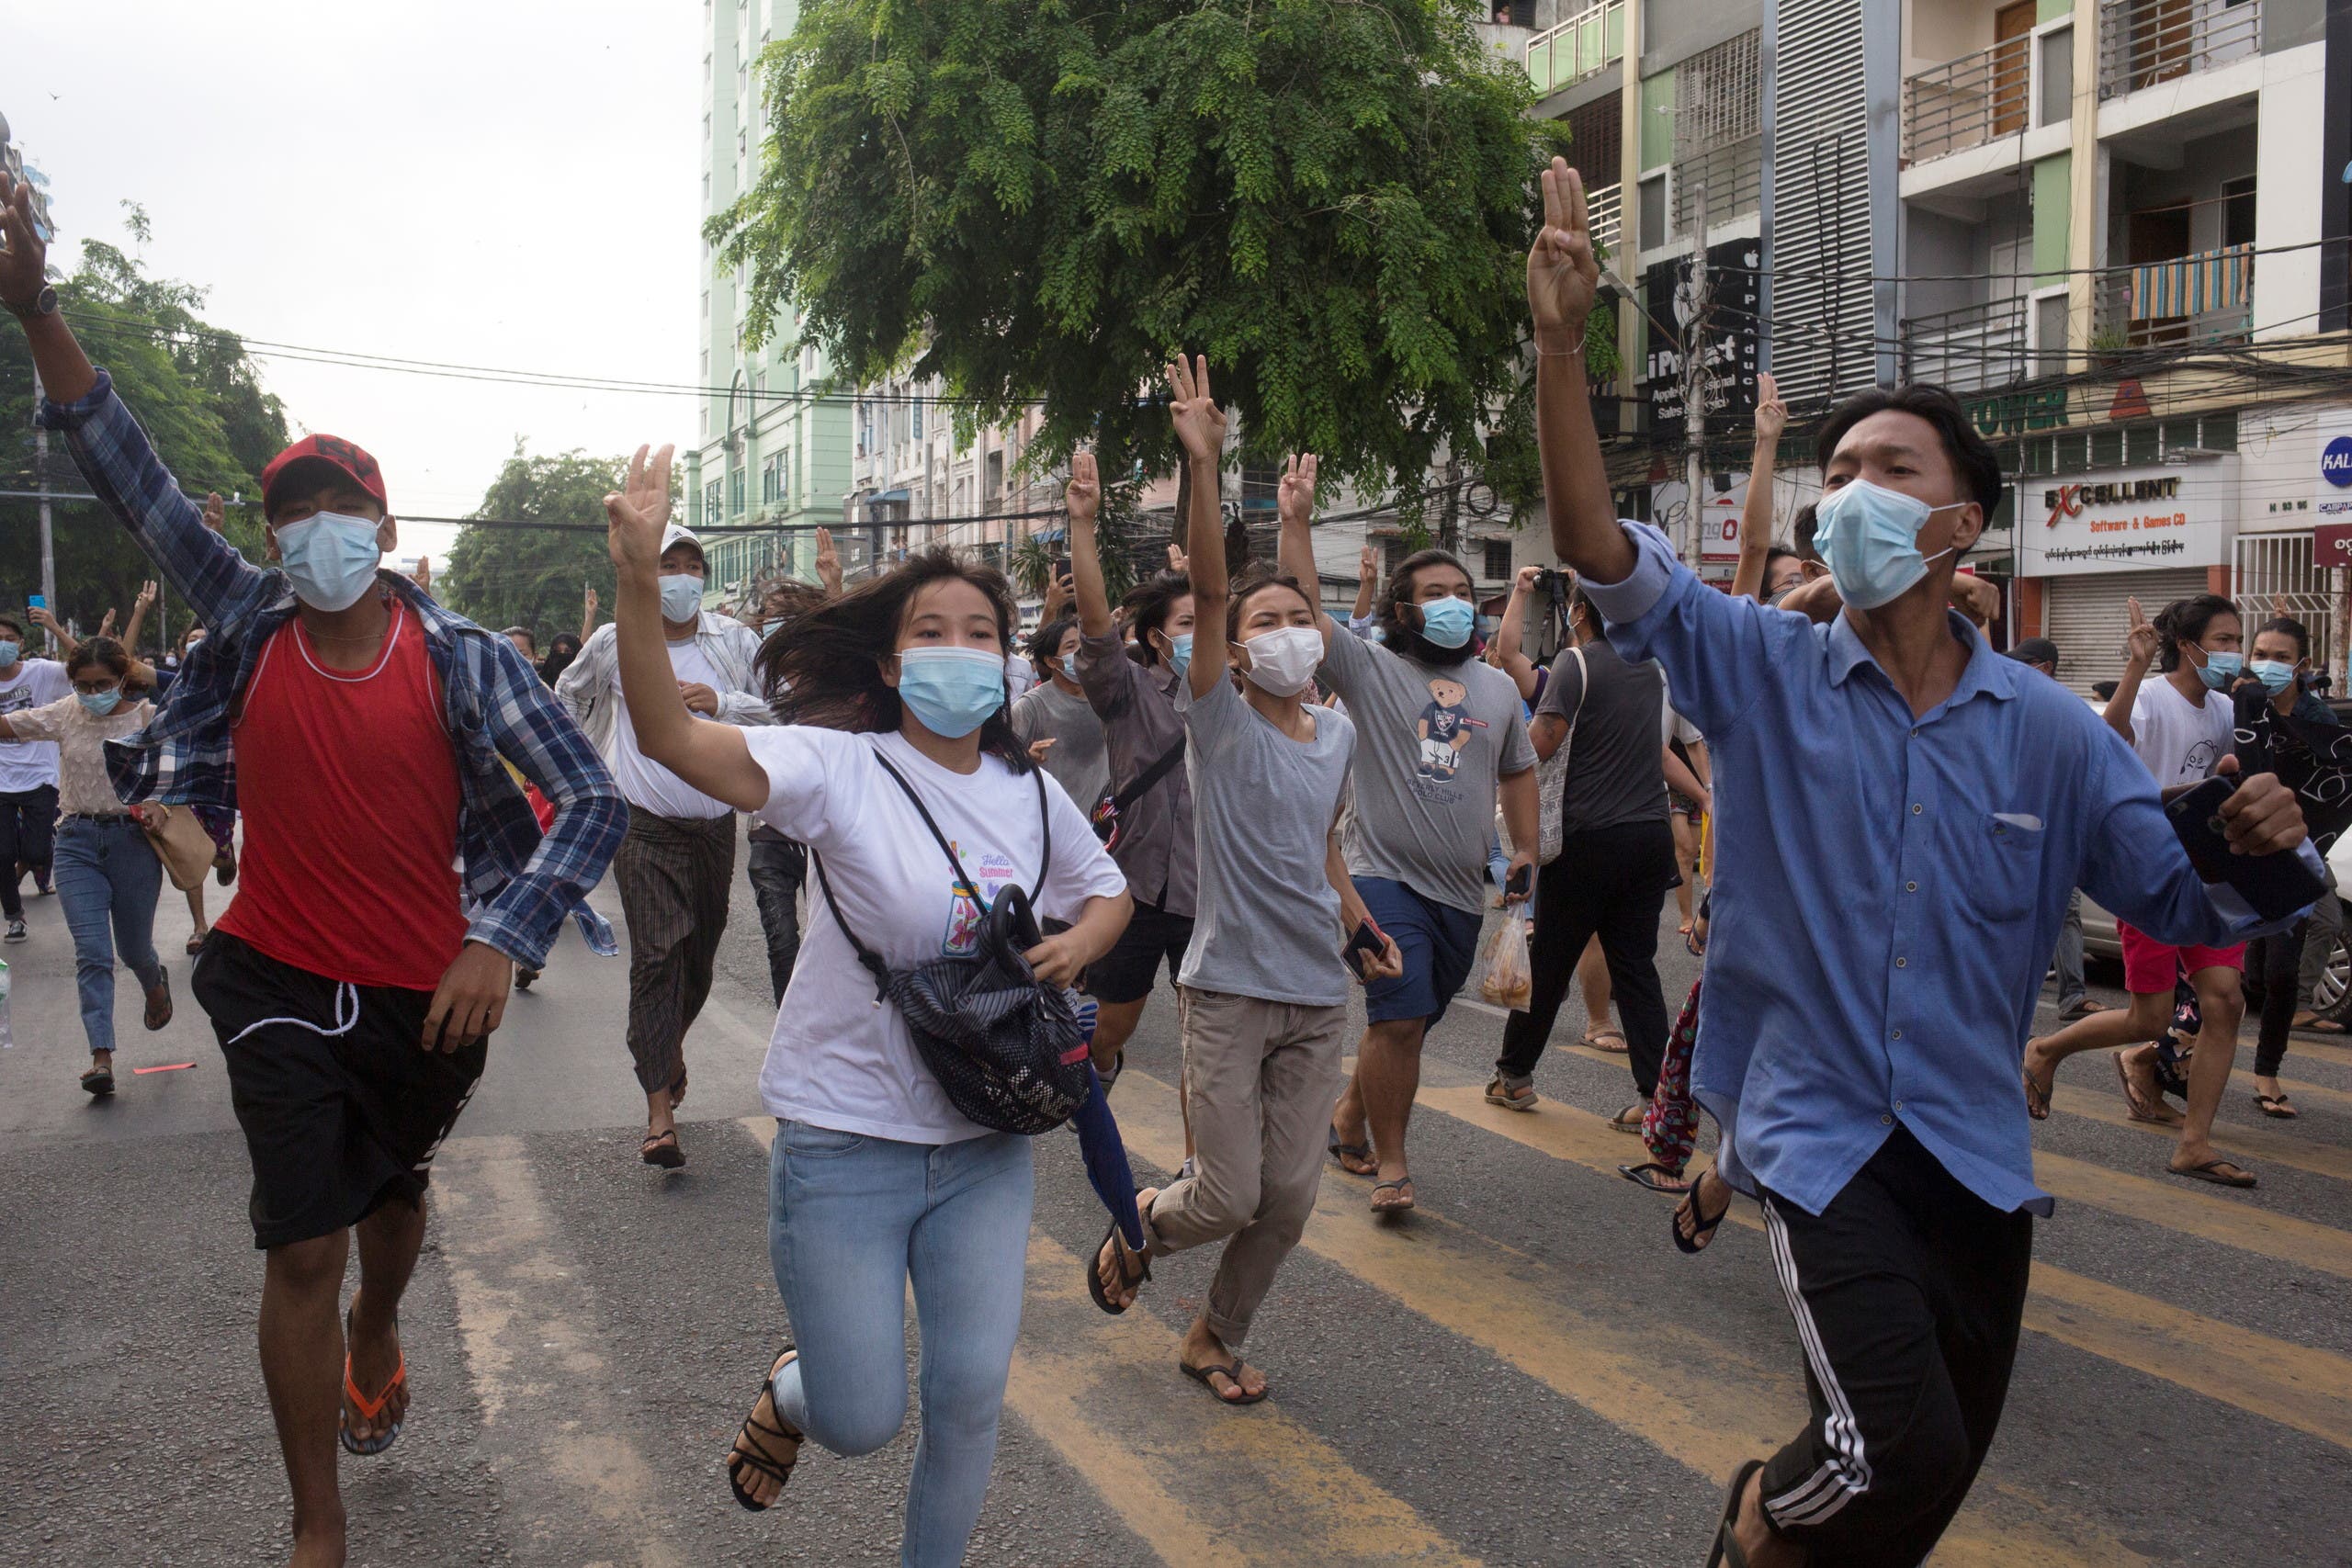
[5,285,57,321]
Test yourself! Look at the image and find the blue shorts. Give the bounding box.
[1353,875,1483,1029]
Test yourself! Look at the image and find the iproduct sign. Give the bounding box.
[2018,458,2237,578]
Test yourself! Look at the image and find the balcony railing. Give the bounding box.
[1587,181,1622,262]
[1902,31,2031,162]
[2093,244,2255,348]
[2099,0,2261,101]
[1900,297,2031,393]
[1526,0,1624,97]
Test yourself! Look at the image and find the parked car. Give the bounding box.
[2075,694,2352,1026]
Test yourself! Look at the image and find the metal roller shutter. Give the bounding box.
[2043,569,2211,698]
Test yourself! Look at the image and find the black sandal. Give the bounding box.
[1704,1459,1767,1567]
[1327,1122,1374,1176]
[2254,1091,2299,1120]
[1181,1359,1268,1405]
[640,1128,684,1168]
[1608,1103,1645,1134]
[727,1345,804,1511]
[1673,1180,1731,1255]
[79,1065,115,1098]
[1087,1219,1150,1315]
[1618,1162,1691,1193]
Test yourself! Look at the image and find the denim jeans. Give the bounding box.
[2050,888,2086,1015]
[746,830,806,1005]
[2296,869,2342,1007]
[52,816,164,1055]
[767,1121,1033,1568]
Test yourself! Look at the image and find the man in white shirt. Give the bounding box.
[0,609,71,940]
[558,523,770,1167]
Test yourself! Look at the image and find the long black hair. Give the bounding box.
[1125,571,1193,667]
[2153,593,2239,673]
[1377,548,1476,667]
[758,547,1033,773]
[65,635,153,695]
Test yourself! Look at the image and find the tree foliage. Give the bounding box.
[714,0,1577,522]
[1,204,285,649]
[439,446,630,643]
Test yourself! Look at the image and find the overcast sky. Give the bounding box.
[5,0,705,563]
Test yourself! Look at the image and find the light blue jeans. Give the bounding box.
[52,816,165,1056]
[767,1120,1033,1568]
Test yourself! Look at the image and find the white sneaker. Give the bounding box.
[4,919,25,943]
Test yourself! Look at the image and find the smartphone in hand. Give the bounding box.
[2165,775,2325,921]
[1342,919,1386,981]
[1505,863,1533,900]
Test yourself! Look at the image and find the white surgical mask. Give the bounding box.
[1235,625,1324,696]
[274,511,384,612]
[660,573,705,622]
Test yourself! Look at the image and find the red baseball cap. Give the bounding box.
[261,434,390,517]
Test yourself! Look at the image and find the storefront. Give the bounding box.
[2017,459,2238,695]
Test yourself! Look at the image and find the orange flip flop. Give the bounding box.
[341,1306,406,1457]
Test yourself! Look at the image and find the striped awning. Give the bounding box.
[2130,243,2253,320]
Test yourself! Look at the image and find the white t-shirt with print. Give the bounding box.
[2128,674,2234,789]
[745,725,1129,1145]
[0,659,72,795]
[607,639,733,818]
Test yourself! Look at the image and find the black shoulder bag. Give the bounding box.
[1089,735,1186,848]
[810,748,1091,1135]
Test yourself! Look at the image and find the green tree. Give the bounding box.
[1,203,285,649]
[713,0,1584,532]
[439,446,628,645]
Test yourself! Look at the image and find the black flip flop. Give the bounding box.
[640,1128,685,1168]
[1704,1459,1767,1568]
[1086,1219,1149,1315]
[1369,1177,1415,1215]
[1608,1103,1645,1134]
[1673,1181,1731,1255]
[1327,1122,1374,1176]
[728,1345,803,1511]
[1181,1359,1268,1406]
[2253,1092,2299,1120]
[1619,1162,1692,1194]
[79,1066,115,1098]
[2171,1156,2256,1189]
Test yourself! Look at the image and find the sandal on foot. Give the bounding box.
[1704,1459,1767,1568]
[1369,1178,1415,1214]
[143,975,172,1032]
[1618,1162,1691,1194]
[727,1345,804,1510]
[2021,1062,2052,1121]
[1673,1182,1731,1256]
[1087,1219,1150,1315]
[2113,1050,2178,1124]
[1485,1074,1537,1111]
[1608,1103,1645,1134]
[2253,1091,2299,1120]
[2292,1012,2348,1034]
[2058,999,2109,1021]
[1326,1123,1375,1177]
[2171,1156,2256,1189]
[79,1065,115,1098]
[640,1128,685,1168]
[340,1305,406,1457]
[185,930,208,956]
[1181,1359,1268,1406]
[1580,1026,1628,1055]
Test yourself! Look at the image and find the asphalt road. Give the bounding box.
[4,829,2351,1567]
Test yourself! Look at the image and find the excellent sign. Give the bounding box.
[2017,458,2236,578]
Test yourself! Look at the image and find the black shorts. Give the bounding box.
[192,931,486,1250]
[1086,898,1195,1005]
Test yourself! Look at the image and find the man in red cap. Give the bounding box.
[1,170,625,1568]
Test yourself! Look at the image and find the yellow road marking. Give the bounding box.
[2049,1086,2352,1183]
[1117,1073,2141,1568]
[737,1116,1477,1566]
[1409,1083,2352,1455]
[435,1135,688,1568]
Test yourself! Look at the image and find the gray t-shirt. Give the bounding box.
[1177,676,1357,1007]
[1538,637,1669,836]
[1011,680,1110,816]
[1318,627,1536,914]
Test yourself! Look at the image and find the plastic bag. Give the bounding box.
[1479,908,1533,1011]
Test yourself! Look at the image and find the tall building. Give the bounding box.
[1519,0,2350,682]
[685,0,853,612]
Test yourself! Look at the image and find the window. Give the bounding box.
[762,455,783,503]
[700,349,711,381]
[2222,175,2256,249]
[729,467,745,516]
[911,401,923,441]
[985,450,1004,502]
[2035,26,2073,129]
[704,478,723,524]
[1482,540,1513,581]
[1638,172,1668,251]
[1384,537,1408,574]
[702,172,711,205]
[737,65,748,99]
[700,405,710,437]
[701,289,710,320]
[702,111,712,146]
[2033,292,2070,378]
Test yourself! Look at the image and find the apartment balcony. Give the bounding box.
[1903,31,2030,163]
[2092,244,2255,349]
[1525,0,1624,98]
[1587,181,1622,263]
[1900,297,2034,393]
[2099,0,2261,101]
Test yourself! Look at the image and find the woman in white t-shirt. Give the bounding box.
[600,447,1132,1563]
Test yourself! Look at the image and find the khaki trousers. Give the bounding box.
[1145,987,1347,1348]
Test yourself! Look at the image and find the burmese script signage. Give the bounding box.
[2017,458,2237,578]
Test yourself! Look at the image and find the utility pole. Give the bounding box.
[32,362,55,620]
[1680,183,1711,567]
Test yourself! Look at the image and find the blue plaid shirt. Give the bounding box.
[39,371,626,970]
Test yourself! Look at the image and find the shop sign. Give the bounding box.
[2018,459,2236,578]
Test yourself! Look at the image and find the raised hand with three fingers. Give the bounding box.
[1526,155,1601,352]
[1753,371,1788,446]
[1066,451,1102,529]
[200,492,226,534]
[2123,595,2160,669]
[604,443,677,576]
[1165,355,1227,464]
[814,525,842,595]
[1277,452,1317,530]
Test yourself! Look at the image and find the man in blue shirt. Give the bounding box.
[1525,157,2313,1568]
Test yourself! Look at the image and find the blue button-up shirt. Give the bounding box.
[1587,521,2289,1217]
[38,371,626,970]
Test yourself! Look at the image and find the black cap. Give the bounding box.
[2007,637,2060,671]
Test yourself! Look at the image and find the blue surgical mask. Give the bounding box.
[2196,649,2244,691]
[896,646,1006,739]
[660,572,705,623]
[1811,479,1962,610]
[1476,614,1501,639]
[0,640,18,667]
[77,688,122,716]
[1165,632,1193,678]
[1418,597,1475,649]
[274,511,384,612]
[1059,653,1080,682]
[2249,659,2298,695]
